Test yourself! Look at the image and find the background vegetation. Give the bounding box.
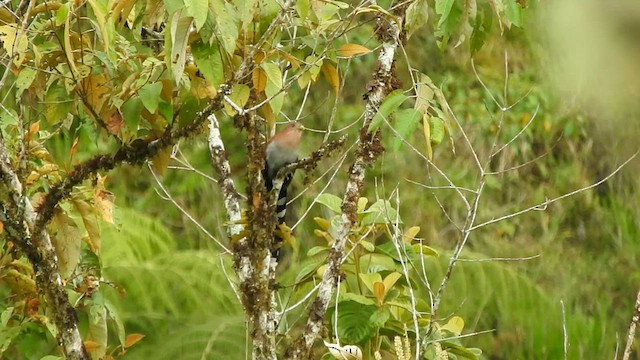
[1,0,640,359]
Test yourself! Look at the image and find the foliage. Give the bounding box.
[4,0,636,359]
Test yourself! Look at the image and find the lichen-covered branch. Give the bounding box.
[284,15,404,360]
[0,137,88,360]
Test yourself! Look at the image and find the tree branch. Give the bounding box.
[284,13,404,359]
[0,137,88,360]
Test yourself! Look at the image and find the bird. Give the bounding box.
[263,122,304,258]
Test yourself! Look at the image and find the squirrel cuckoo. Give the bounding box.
[263,122,304,258]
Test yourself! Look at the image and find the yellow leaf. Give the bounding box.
[279,51,301,69]
[0,25,29,66]
[338,43,371,57]
[83,340,102,353]
[72,199,101,254]
[0,220,3,234]
[258,102,276,127]
[124,333,145,348]
[382,272,402,293]
[321,62,340,94]
[313,217,331,231]
[373,282,385,306]
[403,226,420,244]
[442,316,465,336]
[95,190,115,224]
[151,147,171,176]
[223,84,250,116]
[253,67,267,93]
[63,6,79,77]
[50,210,82,279]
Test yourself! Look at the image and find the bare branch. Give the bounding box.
[623,287,640,360]
[470,151,639,232]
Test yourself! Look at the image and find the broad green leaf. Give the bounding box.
[429,116,445,145]
[361,199,401,225]
[317,193,343,213]
[223,84,250,115]
[169,12,193,86]
[504,0,523,28]
[405,0,429,38]
[55,3,69,26]
[307,246,329,256]
[185,0,208,30]
[415,73,435,113]
[338,292,376,306]
[359,273,383,294]
[164,0,185,14]
[359,240,375,252]
[335,301,377,344]
[369,307,390,327]
[122,97,143,135]
[470,2,493,54]
[104,299,126,346]
[442,315,465,335]
[192,41,225,86]
[15,68,37,96]
[87,302,108,358]
[442,341,480,360]
[210,0,239,55]
[359,253,396,273]
[296,0,310,20]
[369,89,408,132]
[412,244,439,257]
[138,83,163,113]
[391,108,421,151]
[260,62,282,90]
[44,83,73,125]
[436,0,455,27]
[236,0,258,28]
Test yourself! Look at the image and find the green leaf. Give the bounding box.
[307,246,329,256]
[87,302,108,358]
[392,108,422,151]
[138,83,163,113]
[338,292,376,306]
[104,299,126,347]
[504,0,523,28]
[359,253,396,273]
[411,244,439,258]
[210,0,239,55]
[185,0,208,30]
[359,273,383,294]
[335,301,377,344]
[369,307,390,327]
[361,199,401,225]
[169,12,193,86]
[15,68,37,96]
[44,84,73,125]
[436,0,455,27]
[55,3,69,26]
[405,0,429,38]
[317,193,343,213]
[192,42,224,86]
[236,0,259,28]
[223,84,250,115]
[122,97,143,135]
[429,116,445,145]
[470,3,493,55]
[369,89,408,132]
[50,210,82,279]
[164,0,185,14]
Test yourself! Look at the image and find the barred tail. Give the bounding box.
[272,173,293,260]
